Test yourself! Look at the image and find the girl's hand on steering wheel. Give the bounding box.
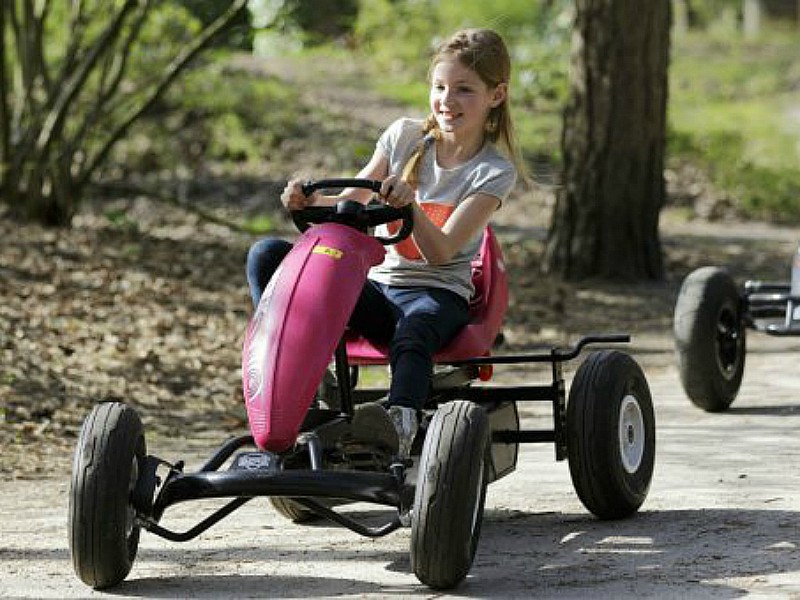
[380,175,415,208]
[281,179,319,210]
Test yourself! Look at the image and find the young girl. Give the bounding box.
[246,28,522,457]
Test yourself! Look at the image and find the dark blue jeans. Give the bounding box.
[246,238,469,410]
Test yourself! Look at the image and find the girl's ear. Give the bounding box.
[490,83,508,108]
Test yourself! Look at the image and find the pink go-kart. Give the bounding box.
[68,179,656,591]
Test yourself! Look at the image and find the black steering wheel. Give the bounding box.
[291,178,414,246]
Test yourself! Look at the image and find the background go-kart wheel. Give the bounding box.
[567,350,655,520]
[673,266,746,412]
[411,400,489,590]
[69,401,145,589]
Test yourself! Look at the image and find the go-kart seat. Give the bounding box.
[346,226,509,365]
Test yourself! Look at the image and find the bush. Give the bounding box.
[0,0,249,226]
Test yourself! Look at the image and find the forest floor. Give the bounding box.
[2,53,800,598]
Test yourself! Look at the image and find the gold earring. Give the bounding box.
[485,113,498,134]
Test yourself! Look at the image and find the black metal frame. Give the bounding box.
[134,334,630,544]
[743,280,800,336]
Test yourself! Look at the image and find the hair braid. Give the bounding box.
[401,115,439,189]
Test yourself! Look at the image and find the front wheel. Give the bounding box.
[567,351,655,520]
[673,266,746,411]
[411,400,490,590]
[69,402,145,589]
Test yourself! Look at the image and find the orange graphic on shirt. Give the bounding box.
[388,202,455,260]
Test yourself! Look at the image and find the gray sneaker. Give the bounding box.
[388,406,419,458]
[351,403,399,454]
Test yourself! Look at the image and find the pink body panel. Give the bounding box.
[346,227,508,364]
[242,224,385,451]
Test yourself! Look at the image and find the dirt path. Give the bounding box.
[4,213,800,598]
[2,339,800,599]
[3,205,800,599]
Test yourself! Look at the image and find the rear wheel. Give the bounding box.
[69,402,145,589]
[411,400,489,590]
[567,351,655,520]
[674,266,746,411]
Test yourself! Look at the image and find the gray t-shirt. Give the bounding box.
[369,117,517,300]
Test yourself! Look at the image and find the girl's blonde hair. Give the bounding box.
[402,28,525,187]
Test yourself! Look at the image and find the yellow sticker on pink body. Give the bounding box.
[312,245,343,259]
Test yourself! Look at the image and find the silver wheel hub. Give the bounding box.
[619,395,645,474]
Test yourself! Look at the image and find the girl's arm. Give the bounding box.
[410,193,500,265]
[379,174,501,265]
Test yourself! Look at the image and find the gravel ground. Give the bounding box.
[2,328,800,599]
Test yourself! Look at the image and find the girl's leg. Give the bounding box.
[385,287,470,410]
[349,284,468,457]
[346,279,399,345]
[245,238,292,308]
[338,281,403,453]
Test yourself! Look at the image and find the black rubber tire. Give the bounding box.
[269,497,320,523]
[411,400,490,590]
[69,402,145,589]
[567,351,655,520]
[674,266,746,412]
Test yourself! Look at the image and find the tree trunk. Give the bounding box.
[743,0,763,38]
[543,0,671,281]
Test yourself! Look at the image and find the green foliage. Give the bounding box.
[355,0,441,77]
[0,0,249,226]
[285,0,358,44]
[177,0,254,49]
[249,0,358,48]
[678,0,744,29]
[104,208,138,230]
[241,213,275,234]
[669,127,800,222]
[438,0,547,32]
[176,65,302,156]
[670,29,800,222]
[671,30,800,102]
[109,62,305,174]
[355,0,571,91]
[109,48,391,213]
[351,140,377,164]
[102,5,203,100]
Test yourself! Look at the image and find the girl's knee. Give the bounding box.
[246,239,292,281]
[391,327,437,357]
[247,238,288,263]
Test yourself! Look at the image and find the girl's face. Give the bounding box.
[429,58,506,140]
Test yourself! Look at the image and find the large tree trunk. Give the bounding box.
[543,0,671,281]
